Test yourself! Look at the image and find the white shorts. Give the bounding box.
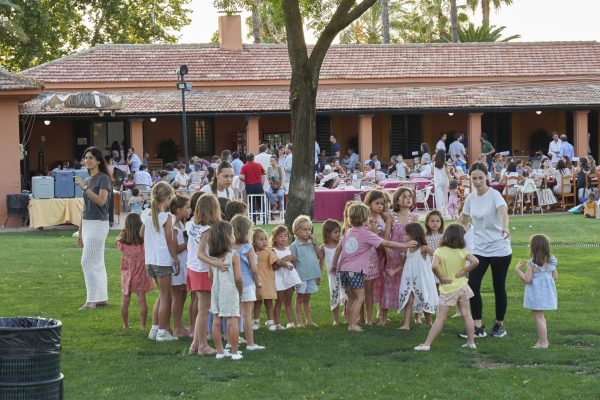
[241,283,257,302]
[297,279,318,295]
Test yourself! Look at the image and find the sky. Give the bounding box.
[179,0,600,44]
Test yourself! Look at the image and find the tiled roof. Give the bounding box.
[20,83,600,115]
[21,42,600,83]
[0,68,40,90]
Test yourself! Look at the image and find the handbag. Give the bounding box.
[537,188,557,206]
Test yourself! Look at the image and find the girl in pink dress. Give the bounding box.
[377,187,419,325]
[116,213,154,330]
[363,190,387,325]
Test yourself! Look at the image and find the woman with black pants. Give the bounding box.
[457,163,512,338]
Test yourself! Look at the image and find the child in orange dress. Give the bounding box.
[116,213,154,330]
[253,228,279,331]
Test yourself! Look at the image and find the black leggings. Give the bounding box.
[468,254,512,322]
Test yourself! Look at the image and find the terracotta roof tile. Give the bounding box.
[21,42,600,83]
[20,83,600,115]
[0,68,40,90]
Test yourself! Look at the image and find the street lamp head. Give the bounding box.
[176,65,188,76]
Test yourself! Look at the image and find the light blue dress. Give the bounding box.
[524,256,558,311]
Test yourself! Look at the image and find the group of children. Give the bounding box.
[115,183,558,359]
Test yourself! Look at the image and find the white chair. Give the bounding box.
[247,194,270,225]
[516,180,543,215]
[415,185,434,212]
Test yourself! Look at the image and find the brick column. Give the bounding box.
[247,116,260,154]
[358,114,374,165]
[467,113,483,165]
[129,119,144,161]
[573,110,590,157]
[0,98,22,226]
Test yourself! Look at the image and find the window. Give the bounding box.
[316,115,332,155]
[188,118,214,156]
[390,114,422,157]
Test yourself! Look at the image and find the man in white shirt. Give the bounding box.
[449,132,466,161]
[254,144,271,172]
[559,134,574,159]
[133,165,153,187]
[547,131,562,164]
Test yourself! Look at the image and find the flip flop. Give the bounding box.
[79,304,96,310]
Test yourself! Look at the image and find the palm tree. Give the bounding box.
[466,0,513,26]
[339,1,383,44]
[381,0,390,43]
[440,23,520,42]
[450,0,458,42]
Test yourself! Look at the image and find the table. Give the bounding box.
[28,198,83,228]
[314,188,364,221]
[381,179,432,191]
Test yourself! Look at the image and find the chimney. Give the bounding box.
[218,15,243,50]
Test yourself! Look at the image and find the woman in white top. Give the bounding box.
[435,133,447,152]
[419,153,433,178]
[457,163,512,339]
[552,159,572,195]
[200,161,235,200]
[432,149,451,216]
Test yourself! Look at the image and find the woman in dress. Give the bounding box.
[75,147,112,309]
[265,156,286,210]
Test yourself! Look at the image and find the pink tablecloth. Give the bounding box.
[381,179,432,191]
[313,188,363,221]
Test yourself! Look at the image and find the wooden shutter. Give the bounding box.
[316,115,331,156]
[390,114,422,157]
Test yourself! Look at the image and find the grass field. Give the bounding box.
[2,214,600,399]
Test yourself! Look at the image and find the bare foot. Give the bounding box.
[532,343,548,349]
[122,325,130,330]
[348,326,363,332]
[366,320,374,326]
[377,320,387,326]
[397,325,410,331]
[173,328,189,337]
[198,346,217,356]
[306,321,319,327]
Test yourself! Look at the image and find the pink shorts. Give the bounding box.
[186,270,212,292]
[439,285,474,307]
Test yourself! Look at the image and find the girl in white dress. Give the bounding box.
[433,149,451,217]
[271,225,302,330]
[397,223,439,330]
[321,220,346,326]
[208,221,243,360]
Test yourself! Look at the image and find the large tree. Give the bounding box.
[466,0,513,26]
[0,0,192,72]
[281,0,377,228]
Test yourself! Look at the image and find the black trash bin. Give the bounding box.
[0,317,63,400]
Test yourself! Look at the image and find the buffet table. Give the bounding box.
[28,198,83,228]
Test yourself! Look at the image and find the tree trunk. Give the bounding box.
[381,0,390,44]
[482,0,490,26]
[284,70,318,228]
[450,0,458,43]
[252,0,262,44]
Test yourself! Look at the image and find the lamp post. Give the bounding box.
[176,65,192,167]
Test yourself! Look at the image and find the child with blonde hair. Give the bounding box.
[290,216,323,327]
[231,215,265,350]
[208,221,243,360]
[272,225,302,329]
[253,228,279,331]
[116,213,153,330]
[414,224,480,351]
[332,202,417,331]
[321,219,346,325]
[186,193,221,355]
[515,234,557,349]
[141,182,179,342]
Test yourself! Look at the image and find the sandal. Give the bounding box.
[198,346,217,356]
[79,304,96,310]
[188,345,199,355]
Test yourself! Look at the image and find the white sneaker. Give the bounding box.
[268,324,277,332]
[148,329,158,340]
[156,331,179,342]
[231,352,243,361]
[266,320,276,331]
[215,350,231,359]
[414,344,431,351]
[286,322,295,329]
[225,343,231,349]
[246,344,265,351]
[253,319,260,330]
[462,343,477,349]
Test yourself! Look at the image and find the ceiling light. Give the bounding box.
[536,110,542,115]
[150,117,157,123]
[44,120,51,125]
[448,112,454,117]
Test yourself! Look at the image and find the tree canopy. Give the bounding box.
[0,0,192,72]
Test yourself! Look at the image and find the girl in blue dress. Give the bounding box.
[515,234,558,349]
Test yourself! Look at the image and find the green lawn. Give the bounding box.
[2,214,600,399]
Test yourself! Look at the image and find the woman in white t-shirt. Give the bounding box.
[200,161,235,200]
[435,133,447,152]
[457,162,512,339]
